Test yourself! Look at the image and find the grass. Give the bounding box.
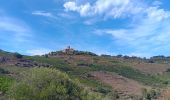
[9,67,109,100]
[0,68,9,74]
[0,76,14,93]
[2,49,170,99]
[157,72,170,84]
[89,64,167,87]
[25,56,170,87]
[25,56,70,68]
[22,55,170,99]
[24,56,119,97]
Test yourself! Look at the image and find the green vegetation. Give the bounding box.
[142,88,160,100]
[0,76,13,93]
[0,50,10,57]
[13,53,23,59]
[0,50,16,58]
[9,67,107,100]
[25,56,68,68]
[158,71,170,84]
[0,68,9,74]
[73,50,98,56]
[26,56,169,88]
[1,49,170,99]
[89,64,166,87]
[90,63,169,87]
[49,50,98,56]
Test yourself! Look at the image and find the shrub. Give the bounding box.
[74,50,98,56]
[13,53,23,59]
[96,87,111,94]
[165,68,170,72]
[9,67,106,100]
[43,54,48,58]
[142,88,160,100]
[0,68,9,74]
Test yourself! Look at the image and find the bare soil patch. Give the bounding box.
[130,62,169,75]
[89,71,149,97]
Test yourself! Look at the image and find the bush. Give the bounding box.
[9,67,106,100]
[74,50,98,56]
[142,88,160,100]
[96,87,111,94]
[13,53,23,59]
[0,68,9,74]
[165,68,170,72]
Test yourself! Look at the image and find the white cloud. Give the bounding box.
[127,52,152,58]
[26,49,51,55]
[64,0,144,18]
[32,11,57,19]
[64,2,78,11]
[84,18,98,25]
[64,2,93,16]
[94,5,170,57]
[63,0,170,57]
[32,11,52,17]
[152,0,162,6]
[57,12,75,19]
[146,7,170,22]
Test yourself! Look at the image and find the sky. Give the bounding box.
[0,0,170,57]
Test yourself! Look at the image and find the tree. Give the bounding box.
[13,53,23,59]
[117,55,123,58]
[44,54,48,58]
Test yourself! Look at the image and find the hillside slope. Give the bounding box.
[1,49,170,99]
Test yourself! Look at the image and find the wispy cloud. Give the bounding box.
[32,11,54,17]
[31,11,60,20]
[57,12,74,19]
[26,48,51,55]
[152,0,162,6]
[0,15,33,42]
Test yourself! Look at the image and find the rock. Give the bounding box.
[0,57,9,63]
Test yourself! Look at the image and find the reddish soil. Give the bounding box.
[130,62,168,75]
[157,87,170,100]
[89,71,149,97]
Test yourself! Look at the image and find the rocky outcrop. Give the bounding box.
[15,59,52,68]
[0,56,52,68]
[0,57,10,63]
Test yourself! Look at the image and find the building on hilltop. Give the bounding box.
[62,46,74,54]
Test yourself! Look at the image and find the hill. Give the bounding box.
[1,48,170,99]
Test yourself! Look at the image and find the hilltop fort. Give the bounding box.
[62,46,74,54]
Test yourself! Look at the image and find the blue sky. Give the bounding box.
[0,0,170,57]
